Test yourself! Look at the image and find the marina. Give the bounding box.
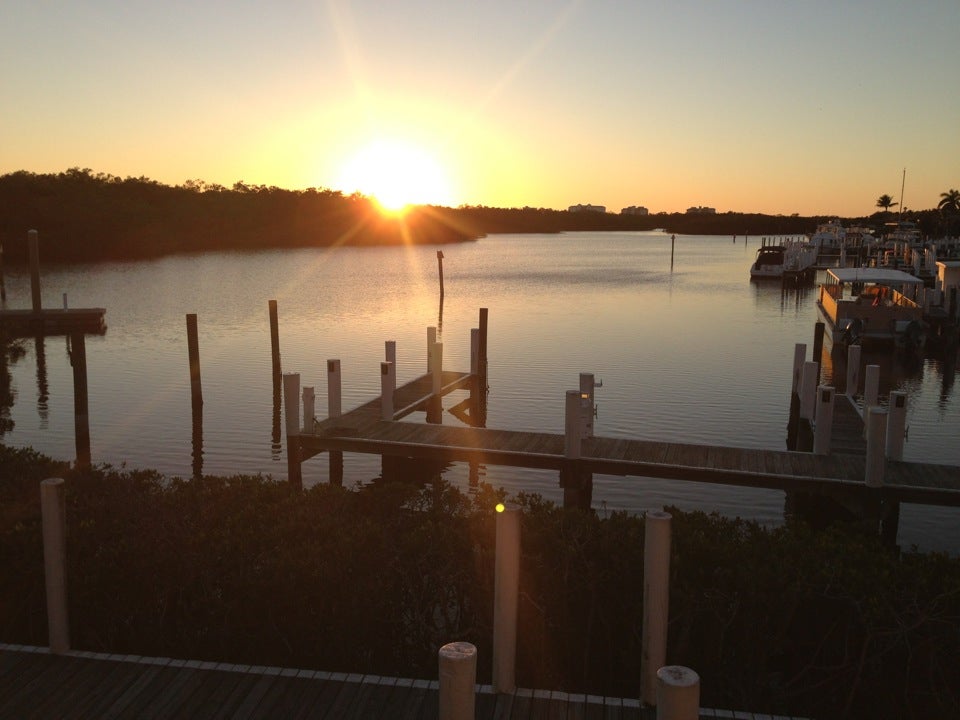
[1,232,959,551]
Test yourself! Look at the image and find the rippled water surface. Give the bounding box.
[3,232,958,551]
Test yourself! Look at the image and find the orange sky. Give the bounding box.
[2,1,958,216]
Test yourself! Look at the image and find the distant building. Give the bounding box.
[685,206,716,215]
[568,204,606,213]
[621,206,649,216]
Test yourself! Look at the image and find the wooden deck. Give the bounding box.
[0,308,106,337]
[0,645,809,720]
[299,373,960,507]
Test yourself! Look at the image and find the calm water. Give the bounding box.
[3,232,959,551]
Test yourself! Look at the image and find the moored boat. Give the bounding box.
[816,268,926,349]
[749,240,818,281]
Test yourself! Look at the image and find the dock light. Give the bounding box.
[495,502,505,513]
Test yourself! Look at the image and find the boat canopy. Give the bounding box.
[826,268,924,286]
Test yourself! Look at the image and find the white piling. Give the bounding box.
[865,408,888,488]
[564,390,581,459]
[439,641,476,720]
[302,386,315,433]
[283,373,300,437]
[492,503,520,694]
[427,326,437,373]
[799,360,819,421]
[380,361,395,420]
[886,391,907,460]
[385,340,396,365]
[327,360,342,418]
[813,385,835,455]
[791,343,807,394]
[579,373,595,439]
[62,293,68,309]
[470,328,479,375]
[641,510,672,707]
[41,478,69,654]
[864,364,880,409]
[656,666,700,720]
[845,344,861,397]
[431,342,443,396]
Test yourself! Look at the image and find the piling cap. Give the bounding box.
[656,665,700,688]
[438,641,476,661]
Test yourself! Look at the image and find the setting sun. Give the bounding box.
[336,139,454,213]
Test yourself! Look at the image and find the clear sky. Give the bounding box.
[3,0,958,216]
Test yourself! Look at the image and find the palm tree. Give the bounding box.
[938,188,960,214]
[876,194,898,215]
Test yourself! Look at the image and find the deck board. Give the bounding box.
[299,371,960,506]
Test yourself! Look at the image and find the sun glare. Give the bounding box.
[337,139,453,214]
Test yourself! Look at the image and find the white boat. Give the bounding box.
[816,268,926,349]
[808,219,846,252]
[749,241,818,280]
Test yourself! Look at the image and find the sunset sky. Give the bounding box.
[3,0,958,217]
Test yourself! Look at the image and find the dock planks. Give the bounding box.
[299,372,960,507]
[0,646,813,720]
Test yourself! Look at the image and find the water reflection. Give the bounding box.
[34,335,48,428]
[191,401,203,479]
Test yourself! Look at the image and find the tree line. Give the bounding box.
[0,168,955,264]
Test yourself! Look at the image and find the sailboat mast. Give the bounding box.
[898,167,906,223]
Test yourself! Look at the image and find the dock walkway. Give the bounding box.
[0,645,808,720]
[299,373,960,507]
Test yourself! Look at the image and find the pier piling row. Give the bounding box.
[282,308,960,547]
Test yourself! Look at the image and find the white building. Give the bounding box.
[621,206,649,216]
[685,206,716,214]
[568,204,606,213]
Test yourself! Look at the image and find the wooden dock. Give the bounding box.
[0,307,106,337]
[297,372,960,508]
[0,645,809,720]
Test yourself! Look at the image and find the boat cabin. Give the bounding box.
[817,268,925,347]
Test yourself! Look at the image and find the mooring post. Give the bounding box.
[812,321,825,371]
[492,502,520,694]
[41,478,69,654]
[656,666,700,720]
[886,391,907,460]
[302,386,315,433]
[813,385,835,455]
[791,343,807,394]
[641,510,672,707]
[327,360,342,418]
[427,326,437,373]
[268,300,281,380]
[864,363,880,410]
[282,373,302,489]
[385,340,396,365]
[799,360,819,422]
[579,373,596,439]
[28,229,41,313]
[564,390,581,459]
[478,307,489,380]
[186,314,202,408]
[431,342,443,396]
[438,641,475,720]
[381,361,395,420]
[470,328,479,376]
[437,250,445,299]
[845,344,862,397]
[865,408,888,488]
[70,332,91,468]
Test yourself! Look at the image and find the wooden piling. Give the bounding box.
[28,229,41,312]
[41,478,69,654]
[438,642,475,720]
[186,314,202,409]
[641,510,672,707]
[493,502,520,694]
[269,300,281,380]
[812,321,824,371]
[69,332,91,468]
[478,308,488,380]
[437,250,445,299]
[656,666,700,720]
[282,373,303,489]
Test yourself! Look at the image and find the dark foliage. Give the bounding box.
[1,444,958,719]
[4,169,952,265]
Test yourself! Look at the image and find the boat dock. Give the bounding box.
[285,312,960,520]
